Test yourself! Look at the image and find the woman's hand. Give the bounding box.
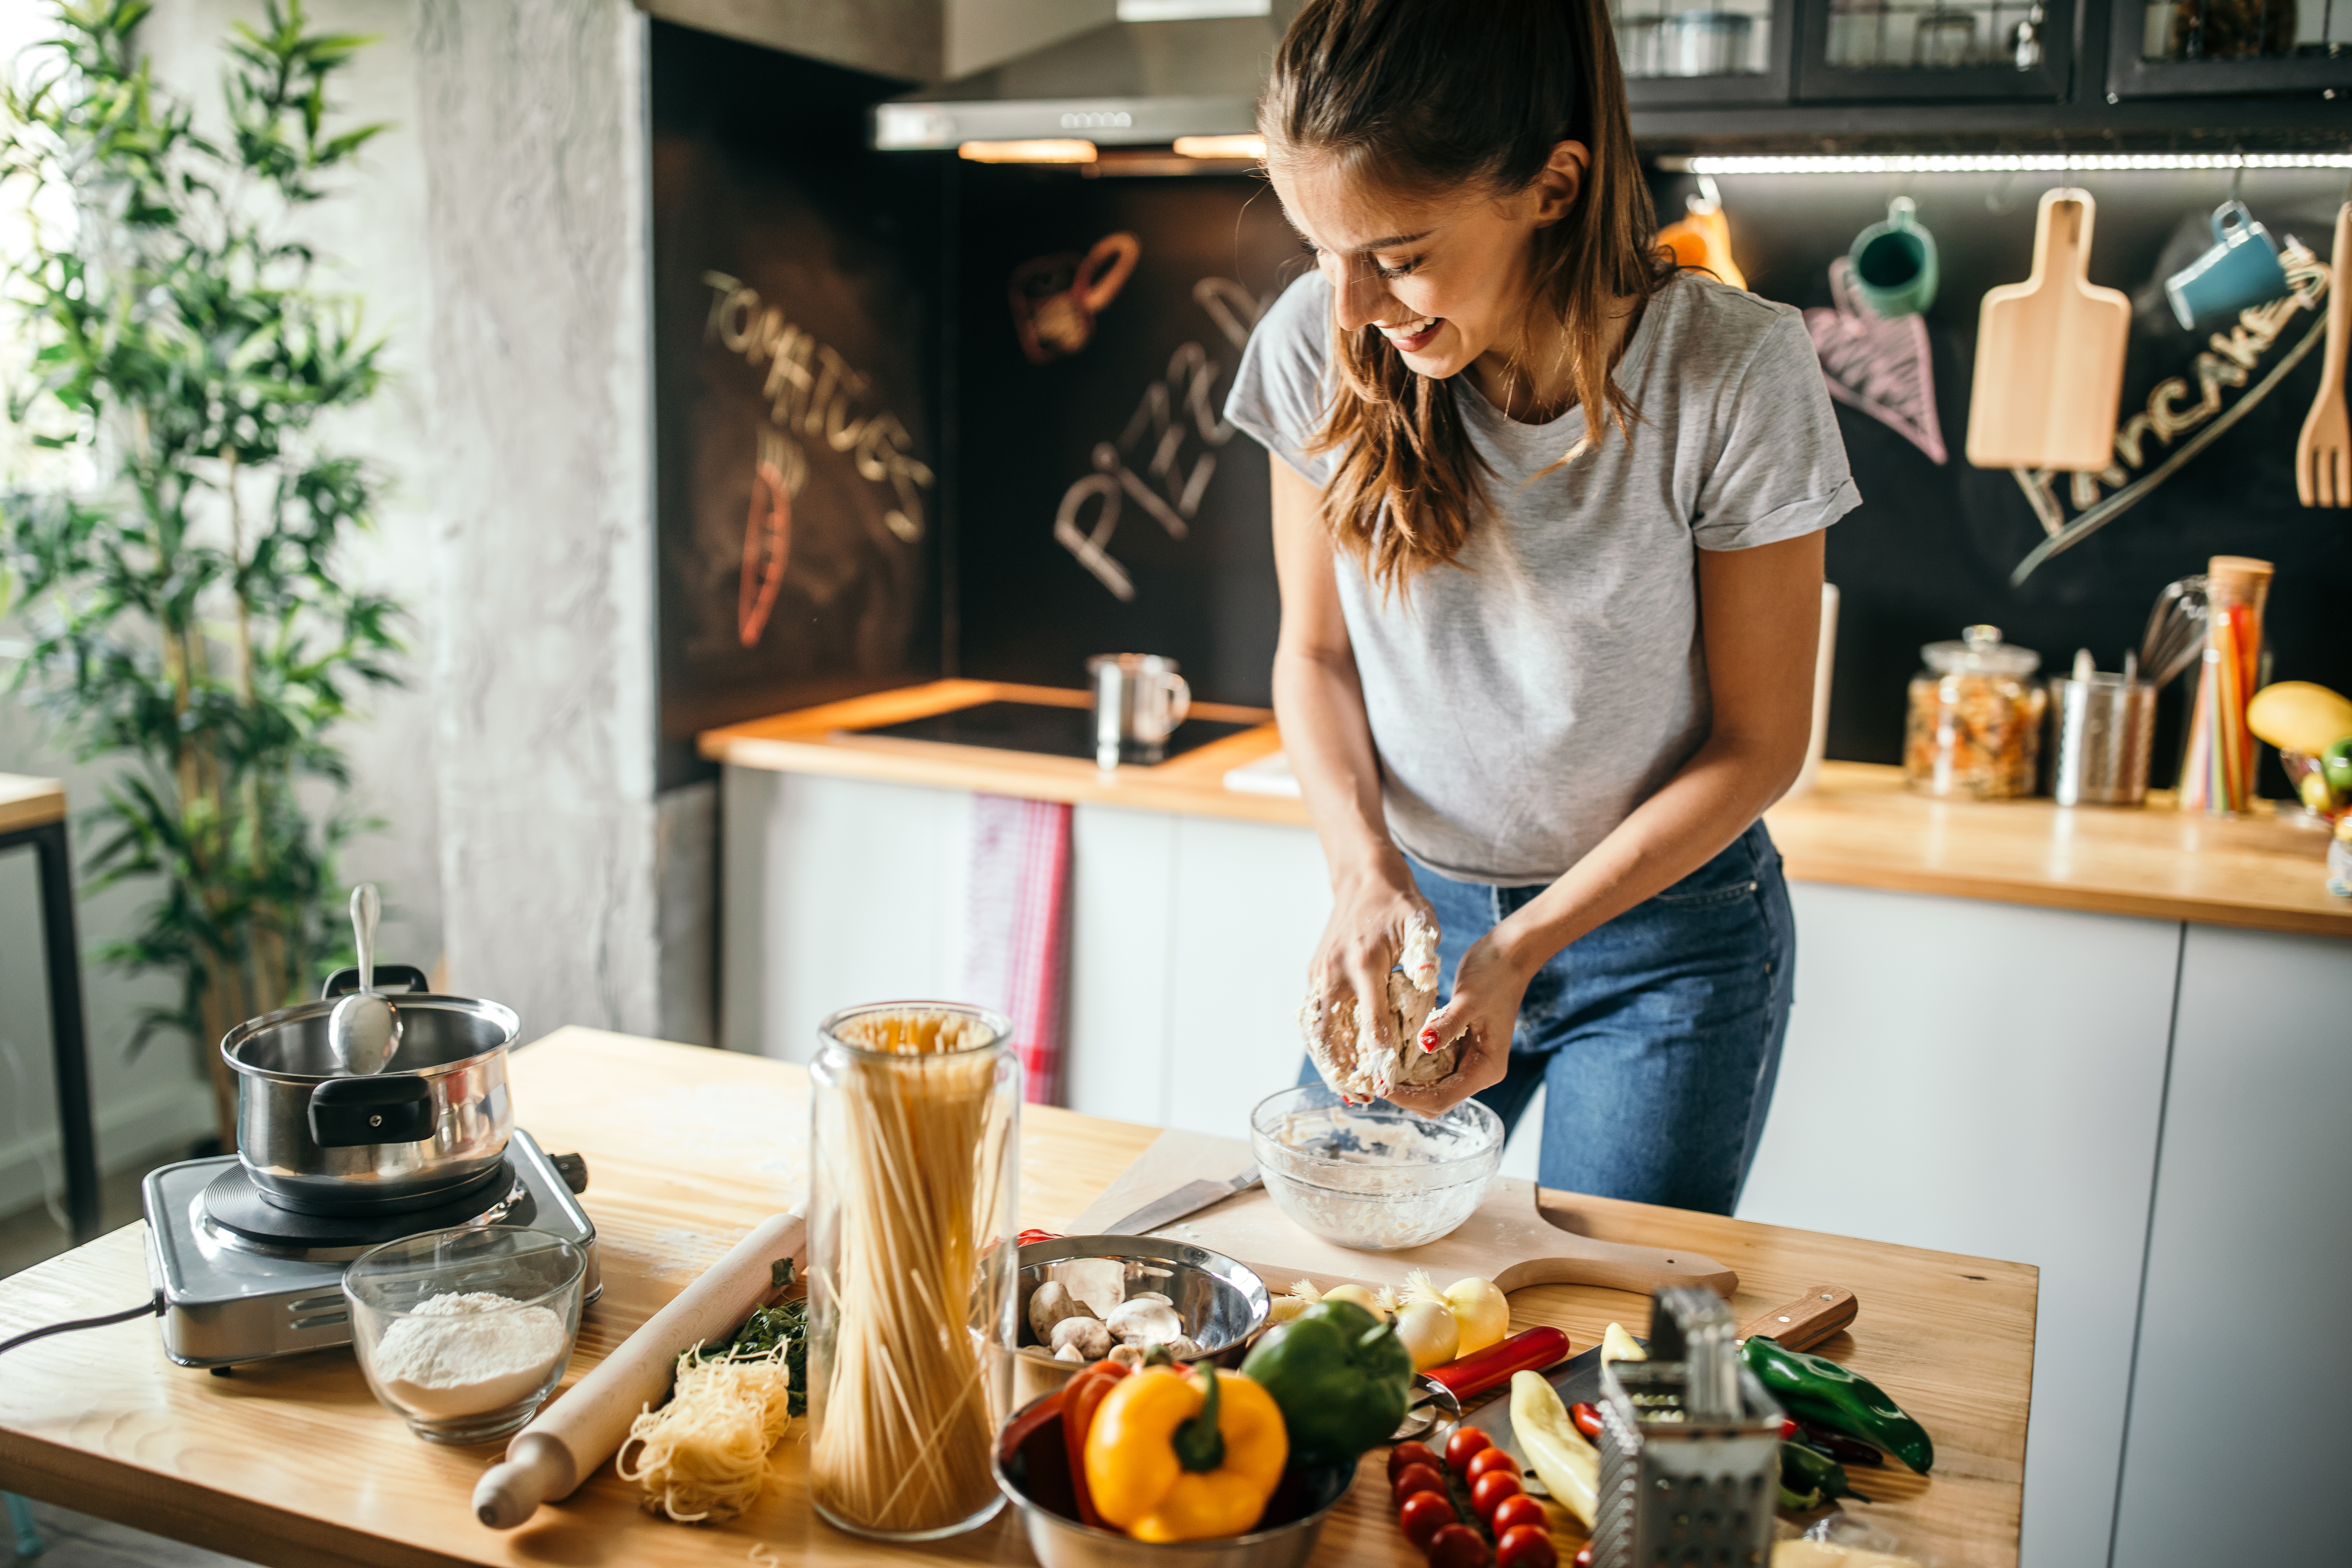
[1387,932,1533,1116]
[1306,866,1433,1104]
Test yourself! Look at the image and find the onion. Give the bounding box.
[1442,1276,1510,1357]
[1393,1297,1460,1371]
[1321,1283,1388,1321]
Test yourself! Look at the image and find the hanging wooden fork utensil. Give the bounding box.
[2296,202,2351,508]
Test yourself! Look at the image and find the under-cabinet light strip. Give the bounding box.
[1669,152,2352,175]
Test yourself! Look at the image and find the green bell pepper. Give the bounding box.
[1781,1438,1871,1503]
[1239,1299,1414,1465]
[1742,1336,1934,1474]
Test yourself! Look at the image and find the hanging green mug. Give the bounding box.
[1848,196,1939,319]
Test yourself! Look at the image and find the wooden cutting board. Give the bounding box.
[1066,1128,1736,1300]
[1966,186,2130,471]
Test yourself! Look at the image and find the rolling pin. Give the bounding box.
[473,1210,807,1528]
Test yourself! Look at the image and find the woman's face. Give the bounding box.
[1271,145,1587,380]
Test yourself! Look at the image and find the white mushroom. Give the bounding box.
[1104,1297,1185,1347]
[1055,1343,1087,1363]
[1160,1335,1208,1361]
[1107,1344,1146,1370]
[1050,1316,1113,1361]
[1028,1281,1095,1345]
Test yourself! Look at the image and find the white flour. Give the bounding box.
[368,1290,569,1419]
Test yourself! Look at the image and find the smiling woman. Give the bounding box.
[1228,0,1860,1214]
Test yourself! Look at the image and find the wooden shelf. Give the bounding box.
[702,685,2351,940]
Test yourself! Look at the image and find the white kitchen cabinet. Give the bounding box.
[1737,883,2181,1568]
[2109,925,2352,1568]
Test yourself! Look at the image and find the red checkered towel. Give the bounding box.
[963,794,1073,1105]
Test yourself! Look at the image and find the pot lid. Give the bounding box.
[1922,623,2042,677]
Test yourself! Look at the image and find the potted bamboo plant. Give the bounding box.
[0,0,400,1143]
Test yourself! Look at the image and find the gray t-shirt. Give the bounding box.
[1226,268,1859,885]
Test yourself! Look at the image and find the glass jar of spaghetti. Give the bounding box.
[1904,624,2047,799]
[805,1002,1019,1541]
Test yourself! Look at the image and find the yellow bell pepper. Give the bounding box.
[1083,1364,1288,1542]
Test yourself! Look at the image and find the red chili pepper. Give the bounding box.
[1571,1545,1594,1568]
[1016,1228,1062,1247]
[1001,1382,1069,1456]
[1062,1359,1130,1529]
[1570,1400,1604,1440]
[1796,1420,1887,1468]
[1779,1416,1800,1441]
[1425,1327,1573,1399]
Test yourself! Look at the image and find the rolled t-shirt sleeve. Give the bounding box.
[1223,271,1338,487]
[1689,308,1861,551]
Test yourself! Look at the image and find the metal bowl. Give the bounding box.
[993,1388,1354,1568]
[1014,1236,1270,1407]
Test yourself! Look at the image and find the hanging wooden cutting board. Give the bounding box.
[1966,187,2130,471]
[1064,1128,1736,1300]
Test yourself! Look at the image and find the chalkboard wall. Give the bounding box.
[653,24,2350,798]
[651,24,943,790]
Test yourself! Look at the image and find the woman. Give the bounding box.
[1226,0,1857,1214]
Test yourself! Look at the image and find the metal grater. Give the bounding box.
[1591,1287,1784,1568]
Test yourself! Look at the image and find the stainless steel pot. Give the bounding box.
[222,965,517,1214]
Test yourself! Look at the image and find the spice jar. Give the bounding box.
[805,1002,1018,1541]
[1904,624,2047,799]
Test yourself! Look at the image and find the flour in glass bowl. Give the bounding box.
[367,1291,569,1419]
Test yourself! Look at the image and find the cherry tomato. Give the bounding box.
[1489,1493,1549,1536]
[1779,1416,1800,1441]
[1471,1469,1523,1518]
[1397,1489,1456,1550]
[1444,1426,1493,1475]
[1389,1442,1443,1484]
[1392,1464,1447,1505]
[1427,1521,1493,1568]
[1496,1524,1558,1568]
[1465,1447,1518,1485]
[1572,1546,1594,1568]
[1569,1401,1605,1440]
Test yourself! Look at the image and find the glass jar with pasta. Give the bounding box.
[805,1001,1019,1541]
[1904,624,2047,799]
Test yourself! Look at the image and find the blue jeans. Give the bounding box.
[1306,819,1795,1215]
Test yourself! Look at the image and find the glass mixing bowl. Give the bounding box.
[343,1224,585,1444]
[1249,1085,1503,1252]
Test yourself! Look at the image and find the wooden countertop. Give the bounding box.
[0,772,66,836]
[701,681,2352,939]
[0,1028,2036,1568]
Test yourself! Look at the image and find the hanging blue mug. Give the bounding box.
[2163,200,2287,331]
[1847,197,1939,319]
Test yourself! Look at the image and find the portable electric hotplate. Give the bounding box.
[140,1127,601,1368]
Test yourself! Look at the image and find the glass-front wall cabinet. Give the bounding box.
[1797,0,2074,96]
[2111,0,2352,94]
[1611,0,1795,104]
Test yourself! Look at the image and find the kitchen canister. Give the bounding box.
[1904,624,2048,799]
[805,1001,1020,1540]
[2046,667,2157,806]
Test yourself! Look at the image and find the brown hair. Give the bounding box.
[1262,0,1669,593]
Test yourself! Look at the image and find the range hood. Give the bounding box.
[874,2,1297,152]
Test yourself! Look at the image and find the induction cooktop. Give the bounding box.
[844,700,1255,765]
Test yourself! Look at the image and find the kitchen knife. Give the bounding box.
[1098,1165,1261,1237]
[1451,1285,1859,1479]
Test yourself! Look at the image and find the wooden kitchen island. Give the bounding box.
[0,1028,2034,1568]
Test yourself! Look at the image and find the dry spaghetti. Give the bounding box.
[807,1007,1010,1535]
[616,1348,794,1524]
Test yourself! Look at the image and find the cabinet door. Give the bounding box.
[1795,0,2074,99]
[1616,0,1798,106]
[2106,0,2352,97]
[1737,883,2179,1568]
[2110,925,2352,1567]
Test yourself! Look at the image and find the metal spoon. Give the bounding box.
[329,884,400,1075]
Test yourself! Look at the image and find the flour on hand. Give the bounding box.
[1297,916,1458,1101]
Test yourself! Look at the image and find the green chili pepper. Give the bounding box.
[1742,1336,1933,1474]
[1779,1484,1823,1513]
[1781,1439,1872,1503]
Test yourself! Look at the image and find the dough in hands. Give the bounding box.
[1296,916,1458,1101]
